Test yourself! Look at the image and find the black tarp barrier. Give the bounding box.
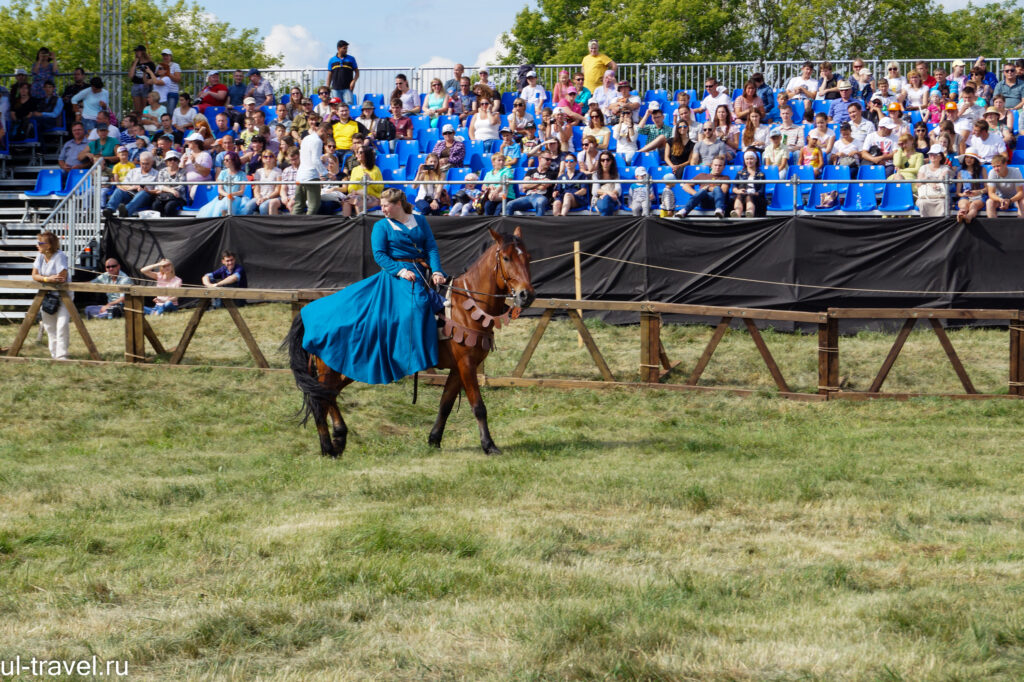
[102,215,1024,328]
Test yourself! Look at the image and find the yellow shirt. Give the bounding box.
[111,161,136,182]
[582,53,614,93]
[348,164,384,197]
[332,119,361,151]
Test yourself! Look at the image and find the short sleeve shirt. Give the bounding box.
[582,53,614,93]
[328,54,359,91]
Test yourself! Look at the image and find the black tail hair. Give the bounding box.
[283,314,339,427]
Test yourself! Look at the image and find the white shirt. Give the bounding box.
[862,131,896,155]
[886,76,907,93]
[785,76,818,100]
[903,84,929,109]
[520,84,547,111]
[832,137,861,156]
[965,132,1007,163]
[164,62,181,94]
[297,133,326,182]
[591,85,618,116]
[87,124,120,141]
[172,106,197,129]
[847,118,875,147]
[699,88,731,113]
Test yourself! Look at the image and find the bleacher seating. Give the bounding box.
[879,181,916,215]
[22,169,63,198]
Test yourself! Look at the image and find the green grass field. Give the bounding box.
[3,306,1024,680]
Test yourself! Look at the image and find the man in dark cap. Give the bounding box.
[327,39,359,105]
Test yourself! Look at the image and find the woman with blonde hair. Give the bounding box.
[423,78,450,128]
[481,152,514,215]
[140,258,182,315]
[31,231,70,359]
[342,145,384,216]
[413,153,449,215]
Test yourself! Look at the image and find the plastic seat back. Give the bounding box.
[25,168,63,196]
[879,181,916,213]
[841,182,879,212]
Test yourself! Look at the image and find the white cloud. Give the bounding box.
[418,56,457,70]
[474,34,506,70]
[263,25,324,70]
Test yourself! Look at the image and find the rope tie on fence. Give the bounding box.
[566,251,1024,296]
[1007,381,1024,387]
[818,346,839,352]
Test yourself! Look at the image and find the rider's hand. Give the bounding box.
[397,268,415,281]
[431,273,446,286]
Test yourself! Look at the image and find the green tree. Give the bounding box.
[0,0,281,75]
[943,1,1024,57]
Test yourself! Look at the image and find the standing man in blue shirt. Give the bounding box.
[327,40,359,106]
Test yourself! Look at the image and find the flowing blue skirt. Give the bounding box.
[300,270,438,385]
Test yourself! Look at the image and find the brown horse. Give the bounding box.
[285,226,535,457]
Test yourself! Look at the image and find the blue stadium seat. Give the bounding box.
[260,105,277,123]
[762,165,780,198]
[377,154,400,173]
[410,115,430,133]
[787,100,805,121]
[878,181,916,214]
[857,164,887,195]
[464,140,485,158]
[205,106,226,120]
[23,169,63,197]
[643,89,669,104]
[840,182,879,213]
[766,180,804,213]
[812,100,830,115]
[405,153,428,180]
[380,167,402,184]
[634,150,661,169]
[55,169,90,197]
[681,165,709,181]
[821,164,852,197]
[446,166,470,197]
[723,165,740,179]
[613,153,628,173]
[362,93,384,108]
[417,128,440,153]
[183,184,217,212]
[395,140,419,169]
[788,165,816,197]
[437,115,459,131]
[501,92,517,114]
[803,180,843,212]
[1010,149,1024,165]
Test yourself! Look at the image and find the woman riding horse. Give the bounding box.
[287,188,535,457]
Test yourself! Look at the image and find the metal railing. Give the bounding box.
[41,161,103,274]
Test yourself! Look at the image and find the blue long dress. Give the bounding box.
[301,214,447,384]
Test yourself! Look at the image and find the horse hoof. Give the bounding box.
[483,443,502,456]
[428,438,441,449]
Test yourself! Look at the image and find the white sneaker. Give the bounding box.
[715,209,725,219]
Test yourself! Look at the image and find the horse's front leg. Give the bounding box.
[456,358,500,455]
[428,370,463,448]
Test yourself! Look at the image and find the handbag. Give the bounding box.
[40,290,60,315]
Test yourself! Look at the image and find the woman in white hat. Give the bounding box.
[956,151,986,223]
[916,145,953,217]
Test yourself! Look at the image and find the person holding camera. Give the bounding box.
[413,153,450,215]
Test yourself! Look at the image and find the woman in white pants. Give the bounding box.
[31,231,70,359]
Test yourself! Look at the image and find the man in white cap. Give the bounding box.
[159,48,182,111]
[581,40,615,93]
[520,70,547,111]
[860,117,898,173]
[196,71,228,114]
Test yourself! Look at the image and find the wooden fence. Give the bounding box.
[3,279,1023,400]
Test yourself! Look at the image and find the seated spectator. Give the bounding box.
[214,133,238,171]
[627,165,652,216]
[890,134,923,182]
[549,107,579,155]
[665,122,694,178]
[280,147,300,213]
[732,80,765,123]
[695,76,731,116]
[846,102,875,147]
[198,151,248,217]
[572,71,592,110]
[104,151,159,217]
[156,114,183,146]
[828,81,856,124]
[551,69,573,106]
[390,73,420,115]
[140,90,166,134]
[107,145,135,197]
[211,111,236,147]
[739,109,769,152]
[900,71,929,113]
[590,70,619,120]
[850,64,874,103]
[241,135,269,175]
[613,114,638,164]
[968,66,993,103]
[960,119,1006,162]
[786,61,818,101]
[413,153,449,215]
[926,91,944,125]
[830,123,861,170]
[552,154,589,216]
[140,258,181,315]
[956,151,986,223]
[983,106,1015,151]
[676,155,729,218]
[468,96,501,152]
[151,151,187,216]
[423,78,450,128]
[449,172,483,216]
[331,102,368,152]
[193,114,216,148]
[592,151,621,215]
[733,150,767,217]
[151,133,177,168]
[751,72,775,120]
[33,80,64,133]
[9,83,37,138]
[800,136,824,178]
[450,77,477,126]
[172,92,197,132]
[196,70,228,114]
[988,95,1014,132]
[986,153,1024,217]
[274,103,292,128]
[432,124,465,170]
[636,103,673,154]
[711,104,739,151]
[860,117,898,174]
[808,112,835,155]
[762,127,789,173]
[776,105,804,152]
[245,68,275,106]
[816,61,840,100]
[913,121,931,155]
[690,121,733,166]
[202,250,247,304]
[82,123,118,169]
[885,62,908,93]
[244,148,283,215]
[584,109,611,150]
[341,144,383,216]
[285,86,304,118]
[521,70,547,112]
[608,80,640,125]
[520,122,544,166]
[916,146,953,217]
[480,153,513,215]
[85,258,132,319]
[506,152,557,216]
[355,100,377,135]
[181,132,213,198]
[507,98,532,134]
[58,122,90,172]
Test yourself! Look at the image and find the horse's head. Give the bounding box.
[489,226,535,309]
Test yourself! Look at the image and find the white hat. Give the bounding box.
[441,123,455,133]
[743,150,758,160]
[635,166,648,177]
[878,117,895,129]
[648,101,661,111]
[185,132,205,142]
[13,68,27,76]
[161,48,172,55]
[206,70,219,80]
[952,59,966,67]
[526,70,537,78]
[927,144,944,155]
[662,172,676,180]
[164,150,180,160]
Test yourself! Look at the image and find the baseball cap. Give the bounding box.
[525,120,536,128]
[888,102,903,111]
[115,145,127,153]
[635,166,648,177]
[165,150,180,160]
[247,68,260,76]
[952,59,966,67]
[337,40,349,48]
[441,124,455,133]
[648,101,661,111]
[329,97,342,105]
[769,126,783,137]
[185,132,205,142]
[927,144,944,155]
[206,70,219,81]
[945,101,958,111]
[243,96,256,105]
[161,48,172,55]
[662,172,675,181]
[14,68,27,76]
[499,126,511,134]
[526,70,537,78]
[878,117,895,129]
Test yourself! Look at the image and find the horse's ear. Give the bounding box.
[488,228,503,244]
[513,225,523,239]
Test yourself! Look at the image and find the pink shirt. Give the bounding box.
[155,273,182,305]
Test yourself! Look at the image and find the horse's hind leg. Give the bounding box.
[323,375,354,457]
[313,401,336,457]
[428,371,463,448]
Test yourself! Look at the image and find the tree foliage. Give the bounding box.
[501,0,1024,65]
[0,0,281,74]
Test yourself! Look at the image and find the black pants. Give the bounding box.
[153,193,185,217]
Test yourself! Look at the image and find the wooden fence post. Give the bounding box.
[123,294,146,363]
[818,313,839,397]
[1011,311,1023,396]
[640,308,661,383]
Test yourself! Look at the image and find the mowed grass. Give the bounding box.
[2,307,1024,679]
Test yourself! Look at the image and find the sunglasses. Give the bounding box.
[514,103,524,107]
[105,264,118,269]
[889,67,898,71]
[36,241,48,245]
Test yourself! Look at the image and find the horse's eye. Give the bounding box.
[503,256,510,262]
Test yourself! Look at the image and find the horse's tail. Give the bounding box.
[283,313,337,427]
